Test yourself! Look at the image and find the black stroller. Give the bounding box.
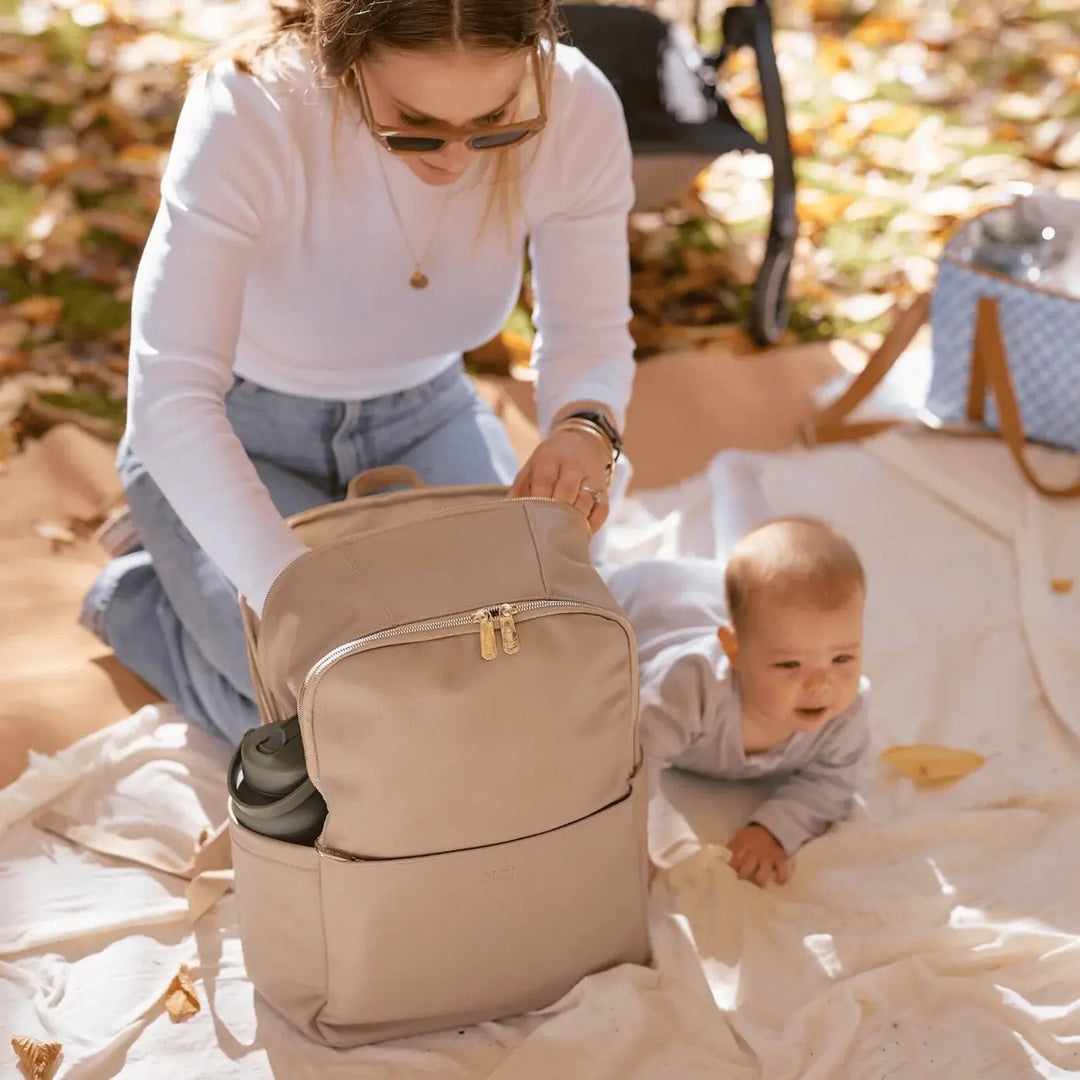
[559,1,797,346]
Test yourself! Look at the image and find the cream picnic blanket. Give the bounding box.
[3,428,1080,1079]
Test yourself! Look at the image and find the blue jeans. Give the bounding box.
[80,362,520,744]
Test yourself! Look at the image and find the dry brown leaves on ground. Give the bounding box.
[0,0,1077,434]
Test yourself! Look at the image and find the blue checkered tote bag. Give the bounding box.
[804,200,1080,498]
[926,257,1080,453]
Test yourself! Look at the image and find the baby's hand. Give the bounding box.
[729,824,789,887]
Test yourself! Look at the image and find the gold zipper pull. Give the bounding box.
[475,608,498,661]
[498,603,520,655]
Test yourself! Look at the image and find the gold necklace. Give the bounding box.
[372,148,452,289]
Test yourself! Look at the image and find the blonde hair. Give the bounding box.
[199,0,560,240]
[724,517,866,635]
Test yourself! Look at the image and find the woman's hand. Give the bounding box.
[508,424,613,532]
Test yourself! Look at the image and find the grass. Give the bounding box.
[0,180,41,244]
[49,271,130,340]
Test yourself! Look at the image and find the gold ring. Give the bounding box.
[579,484,604,505]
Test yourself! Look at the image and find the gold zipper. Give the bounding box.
[498,603,520,655]
[476,608,498,661]
[297,599,591,732]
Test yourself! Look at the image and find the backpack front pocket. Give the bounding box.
[301,601,638,858]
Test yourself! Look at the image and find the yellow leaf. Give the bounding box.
[868,105,923,137]
[10,1036,62,1080]
[723,50,756,77]
[851,16,911,47]
[164,964,201,1022]
[498,330,532,367]
[790,129,817,156]
[817,36,853,75]
[879,744,986,788]
[796,190,856,228]
[803,0,845,18]
[118,142,164,164]
[117,143,167,177]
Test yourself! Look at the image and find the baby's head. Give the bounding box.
[719,517,865,736]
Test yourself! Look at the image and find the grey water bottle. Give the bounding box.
[228,717,327,845]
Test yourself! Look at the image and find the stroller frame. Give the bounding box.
[561,0,798,346]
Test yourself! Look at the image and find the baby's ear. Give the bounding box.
[717,623,738,667]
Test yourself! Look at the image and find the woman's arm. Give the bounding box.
[510,52,636,527]
[527,53,636,434]
[127,64,307,614]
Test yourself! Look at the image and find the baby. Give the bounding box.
[605,514,869,888]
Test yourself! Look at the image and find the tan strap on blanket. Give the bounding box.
[973,297,1080,499]
[803,292,1080,499]
[33,812,234,921]
[802,292,932,446]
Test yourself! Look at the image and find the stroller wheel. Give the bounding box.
[749,246,792,347]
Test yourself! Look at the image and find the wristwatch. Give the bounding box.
[563,410,623,460]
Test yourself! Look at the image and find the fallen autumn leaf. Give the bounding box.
[879,744,987,789]
[164,964,201,1022]
[10,1035,62,1080]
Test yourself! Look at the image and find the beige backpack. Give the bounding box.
[231,466,651,1048]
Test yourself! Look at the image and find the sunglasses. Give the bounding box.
[355,47,547,154]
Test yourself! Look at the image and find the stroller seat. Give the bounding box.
[560,1,798,345]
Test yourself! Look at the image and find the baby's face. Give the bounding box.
[731,591,865,736]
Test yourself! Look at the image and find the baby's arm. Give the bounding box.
[747,695,871,858]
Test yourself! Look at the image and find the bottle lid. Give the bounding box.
[239,716,309,796]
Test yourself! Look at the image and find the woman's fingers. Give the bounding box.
[507,464,530,499]
[528,456,561,500]
[586,488,610,532]
[553,465,585,507]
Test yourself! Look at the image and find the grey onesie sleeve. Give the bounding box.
[745,697,870,855]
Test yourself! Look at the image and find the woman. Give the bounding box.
[81,0,636,744]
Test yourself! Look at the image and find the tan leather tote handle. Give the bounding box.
[973,297,1080,499]
[801,293,931,446]
[346,465,426,499]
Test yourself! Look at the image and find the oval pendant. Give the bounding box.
[410,269,429,289]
